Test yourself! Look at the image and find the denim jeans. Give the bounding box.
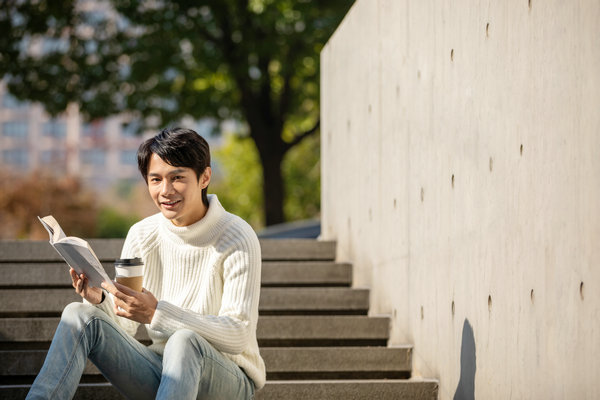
[27,302,255,400]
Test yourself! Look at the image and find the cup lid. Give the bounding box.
[114,257,143,266]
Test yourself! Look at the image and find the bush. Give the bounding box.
[96,207,138,238]
[0,170,98,239]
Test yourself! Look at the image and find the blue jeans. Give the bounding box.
[27,302,255,400]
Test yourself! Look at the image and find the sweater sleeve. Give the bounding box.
[149,233,262,355]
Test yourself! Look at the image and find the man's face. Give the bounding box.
[147,153,211,226]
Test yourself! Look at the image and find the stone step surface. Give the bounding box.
[261,262,352,287]
[0,380,439,400]
[0,287,370,316]
[0,239,336,262]
[0,315,390,346]
[0,347,412,379]
[0,261,352,288]
[257,380,439,400]
[0,238,439,398]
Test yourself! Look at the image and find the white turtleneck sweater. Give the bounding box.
[92,194,266,389]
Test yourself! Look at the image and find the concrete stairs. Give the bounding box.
[0,239,438,399]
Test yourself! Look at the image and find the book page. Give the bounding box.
[38,216,66,243]
[54,242,114,289]
[38,215,115,290]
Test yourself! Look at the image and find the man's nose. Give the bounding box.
[160,180,174,195]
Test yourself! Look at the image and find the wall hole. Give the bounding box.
[451,300,455,317]
[450,49,454,61]
[420,306,424,320]
[580,282,585,300]
[489,157,493,172]
[520,144,524,156]
[451,174,455,188]
[528,0,532,10]
[530,289,535,304]
[488,295,492,312]
[486,23,490,37]
[393,198,397,209]
[420,187,425,202]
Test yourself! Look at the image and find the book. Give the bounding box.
[38,215,115,290]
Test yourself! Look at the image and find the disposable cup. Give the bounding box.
[114,258,144,292]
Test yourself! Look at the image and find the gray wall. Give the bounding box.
[321,0,599,398]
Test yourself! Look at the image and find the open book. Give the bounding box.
[38,215,115,290]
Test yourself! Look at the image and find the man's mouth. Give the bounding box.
[161,200,181,208]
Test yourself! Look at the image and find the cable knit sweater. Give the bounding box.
[91,194,266,389]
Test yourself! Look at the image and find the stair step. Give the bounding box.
[0,239,336,262]
[0,347,411,379]
[259,288,369,315]
[261,262,351,287]
[0,261,352,288]
[0,288,370,316]
[0,240,124,262]
[256,380,439,400]
[260,240,336,261]
[257,316,388,346]
[0,380,439,400]
[0,316,390,346]
[262,346,411,379]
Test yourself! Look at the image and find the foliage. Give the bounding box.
[282,131,320,221]
[0,0,352,123]
[0,171,144,239]
[96,206,139,238]
[0,0,354,225]
[211,134,264,229]
[211,130,320,230]
[0,170,97,239]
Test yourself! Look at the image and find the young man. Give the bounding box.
[27,127,265,399]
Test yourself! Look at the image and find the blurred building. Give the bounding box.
[0,80,231,196]
[0,83,148,189]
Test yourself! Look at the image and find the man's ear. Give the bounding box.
[201,167,212,189]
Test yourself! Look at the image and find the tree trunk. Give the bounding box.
[243,92,287,227]
[237,73,287,227]
[260,150,285,226]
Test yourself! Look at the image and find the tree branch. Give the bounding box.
[285,118,320,151]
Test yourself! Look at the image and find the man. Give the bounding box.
[27,127,265,399]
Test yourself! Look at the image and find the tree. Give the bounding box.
[0,0,353,225]
[210,129,320,230]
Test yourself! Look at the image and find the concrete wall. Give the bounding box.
[320,0,600,398]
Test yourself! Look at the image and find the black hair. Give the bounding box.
[137,127,211,206]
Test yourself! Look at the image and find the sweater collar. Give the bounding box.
[160,194,226,243]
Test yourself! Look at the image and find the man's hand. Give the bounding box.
[70,268,103,304]
[101,281,158,324]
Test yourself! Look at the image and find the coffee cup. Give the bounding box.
[114,258,144,292]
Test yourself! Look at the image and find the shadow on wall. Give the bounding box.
[454,319,476,400]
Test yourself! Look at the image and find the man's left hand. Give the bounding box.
[101,281,158,324]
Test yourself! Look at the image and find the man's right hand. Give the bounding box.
[69,268,103,304]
